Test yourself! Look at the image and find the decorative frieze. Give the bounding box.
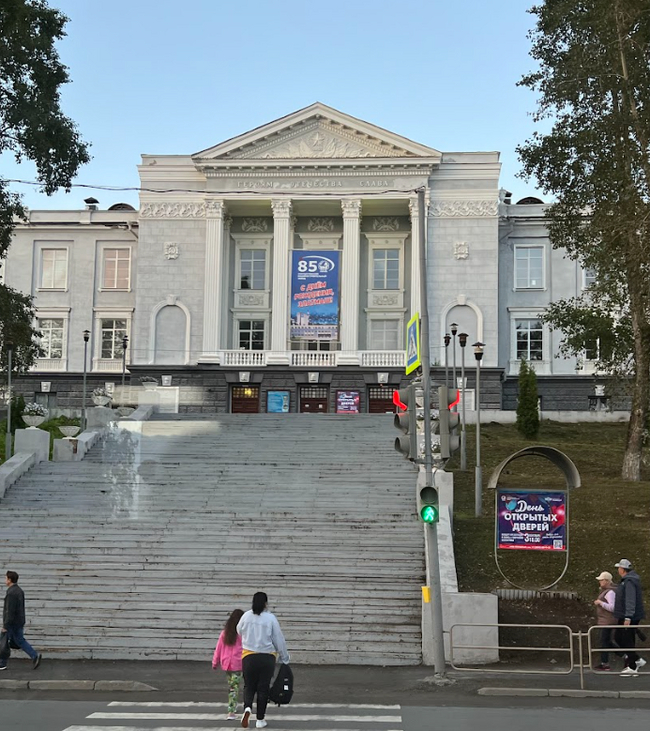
[236,292,267,308]
[307,217,335,232]
[372,216,399,232]
[164,242,179,260]
[371,292,400,307]
[428,200,499,217]
[242,217,269,232]
[141,202,205,218]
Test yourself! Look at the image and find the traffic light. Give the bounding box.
[438,385,461,460]
[393,384,421,461]
[418,484,439,523]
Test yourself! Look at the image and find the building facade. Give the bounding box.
[4,103,602,413]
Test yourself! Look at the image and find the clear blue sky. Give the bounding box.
[4,0,544,210]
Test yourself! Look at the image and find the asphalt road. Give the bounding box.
[1,699,650,731]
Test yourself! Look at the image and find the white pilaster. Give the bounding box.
[268,199,292,364]
[339,199,362,364]
[409,195,421,316]
[201,200,226,360]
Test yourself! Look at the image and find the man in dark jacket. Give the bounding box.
[0,571,42,670]
[614,559,646,676]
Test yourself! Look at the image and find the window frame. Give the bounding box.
[514,244,545,290]
[100,318,129,360]
[237,318,267,351]
[38,247,69,291]
[234,237,270,293]
[38,317,66,359]
[371,248,401,291]
[366,314,403,351]
[101,246,132,291]
[508,308,550,375]
[583,267,597,290]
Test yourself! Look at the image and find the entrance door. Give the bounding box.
[368,386,396,414]
[299,386,329,413]
[231,386,260,413]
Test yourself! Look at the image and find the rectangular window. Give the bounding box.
[38,318,65,359]
[583,267,597,289]
[40,249,68,289]
[103,248,131,289]
[240,249,266,290]
[515,246,544,289]
[369,319,400,350]
[238,320,265,350]
[515,318,544,361]
[372,249,400,290]
[100,319,127,359]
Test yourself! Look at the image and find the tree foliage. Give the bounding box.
[516,359,540,440]
[0,284,41,376]
[0,1,90,372]
[518,0,650,480]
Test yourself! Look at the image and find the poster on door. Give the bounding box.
[336,390,360,414]
[497,489,567,551]
[290,251,340,342]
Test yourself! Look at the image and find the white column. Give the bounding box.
[268,198,292,364]
[409,195,421,316]
[201,199,226,361]
[339,199,362,364]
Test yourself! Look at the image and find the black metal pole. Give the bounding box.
[5,343,13,459]
[82,330,90,431]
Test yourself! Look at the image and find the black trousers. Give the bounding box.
[615,618,640,668]
[242,653,276,720]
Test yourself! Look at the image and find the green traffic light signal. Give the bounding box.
[420,505,439,523]
[417,485,439,524]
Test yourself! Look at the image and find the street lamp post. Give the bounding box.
[121,334,129,400]
[473,342,485,518]
[443,334,451,388]
[459,333,468,470]
[82,330,90,431]
[5,341,13,460]
[450,323,458,393]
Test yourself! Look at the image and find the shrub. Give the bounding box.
[516,358,540,439]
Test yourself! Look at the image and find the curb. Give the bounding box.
[479,687,650,699]
[0,679,157,692]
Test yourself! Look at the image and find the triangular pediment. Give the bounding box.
[194,103,441,162]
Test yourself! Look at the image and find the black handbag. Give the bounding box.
[0,631,10,661]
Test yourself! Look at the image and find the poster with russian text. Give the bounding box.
[497,490,567,551]
[290,251,340,342]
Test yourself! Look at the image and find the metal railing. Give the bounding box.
[449,622,650,690]
[449,622,574,675]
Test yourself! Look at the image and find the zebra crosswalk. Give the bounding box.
[62,700,404,731]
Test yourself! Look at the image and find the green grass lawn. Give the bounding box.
[450,421,650,609]
[0,416,81,463]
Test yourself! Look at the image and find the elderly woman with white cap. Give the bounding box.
[593,570,616,670]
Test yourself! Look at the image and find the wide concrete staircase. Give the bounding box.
[0,415,424,664]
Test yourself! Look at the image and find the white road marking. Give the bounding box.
[107,700,401,709]
[88,711,401,722]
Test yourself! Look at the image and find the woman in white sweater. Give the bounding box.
[237,591,290,729]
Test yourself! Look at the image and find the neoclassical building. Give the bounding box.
[4,103,600,413]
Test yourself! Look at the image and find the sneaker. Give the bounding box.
[256,722,267,729]
[227,713,239,720]
[636,657,647,670]
[621,666,639,676]
[241,708,251,729]
[594,663,611,671]
[32,654,42,670]
[0,665,6,671]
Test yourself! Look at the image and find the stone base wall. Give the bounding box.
[12,366,618,415]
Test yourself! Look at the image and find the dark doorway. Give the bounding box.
[368,386,396,414]
[231,386,260,413]
[299,386,329,413]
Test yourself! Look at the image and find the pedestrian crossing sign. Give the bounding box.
[405,313,421,375]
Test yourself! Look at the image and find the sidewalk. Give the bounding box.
[1,659,650,703]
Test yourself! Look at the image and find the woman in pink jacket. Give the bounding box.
[213,609,244,720]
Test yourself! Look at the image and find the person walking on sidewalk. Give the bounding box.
[237,592,290,730]
[213,609,245,721]
[0,571,42,671]
[593,570,617,670]
[614,559,646,676]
